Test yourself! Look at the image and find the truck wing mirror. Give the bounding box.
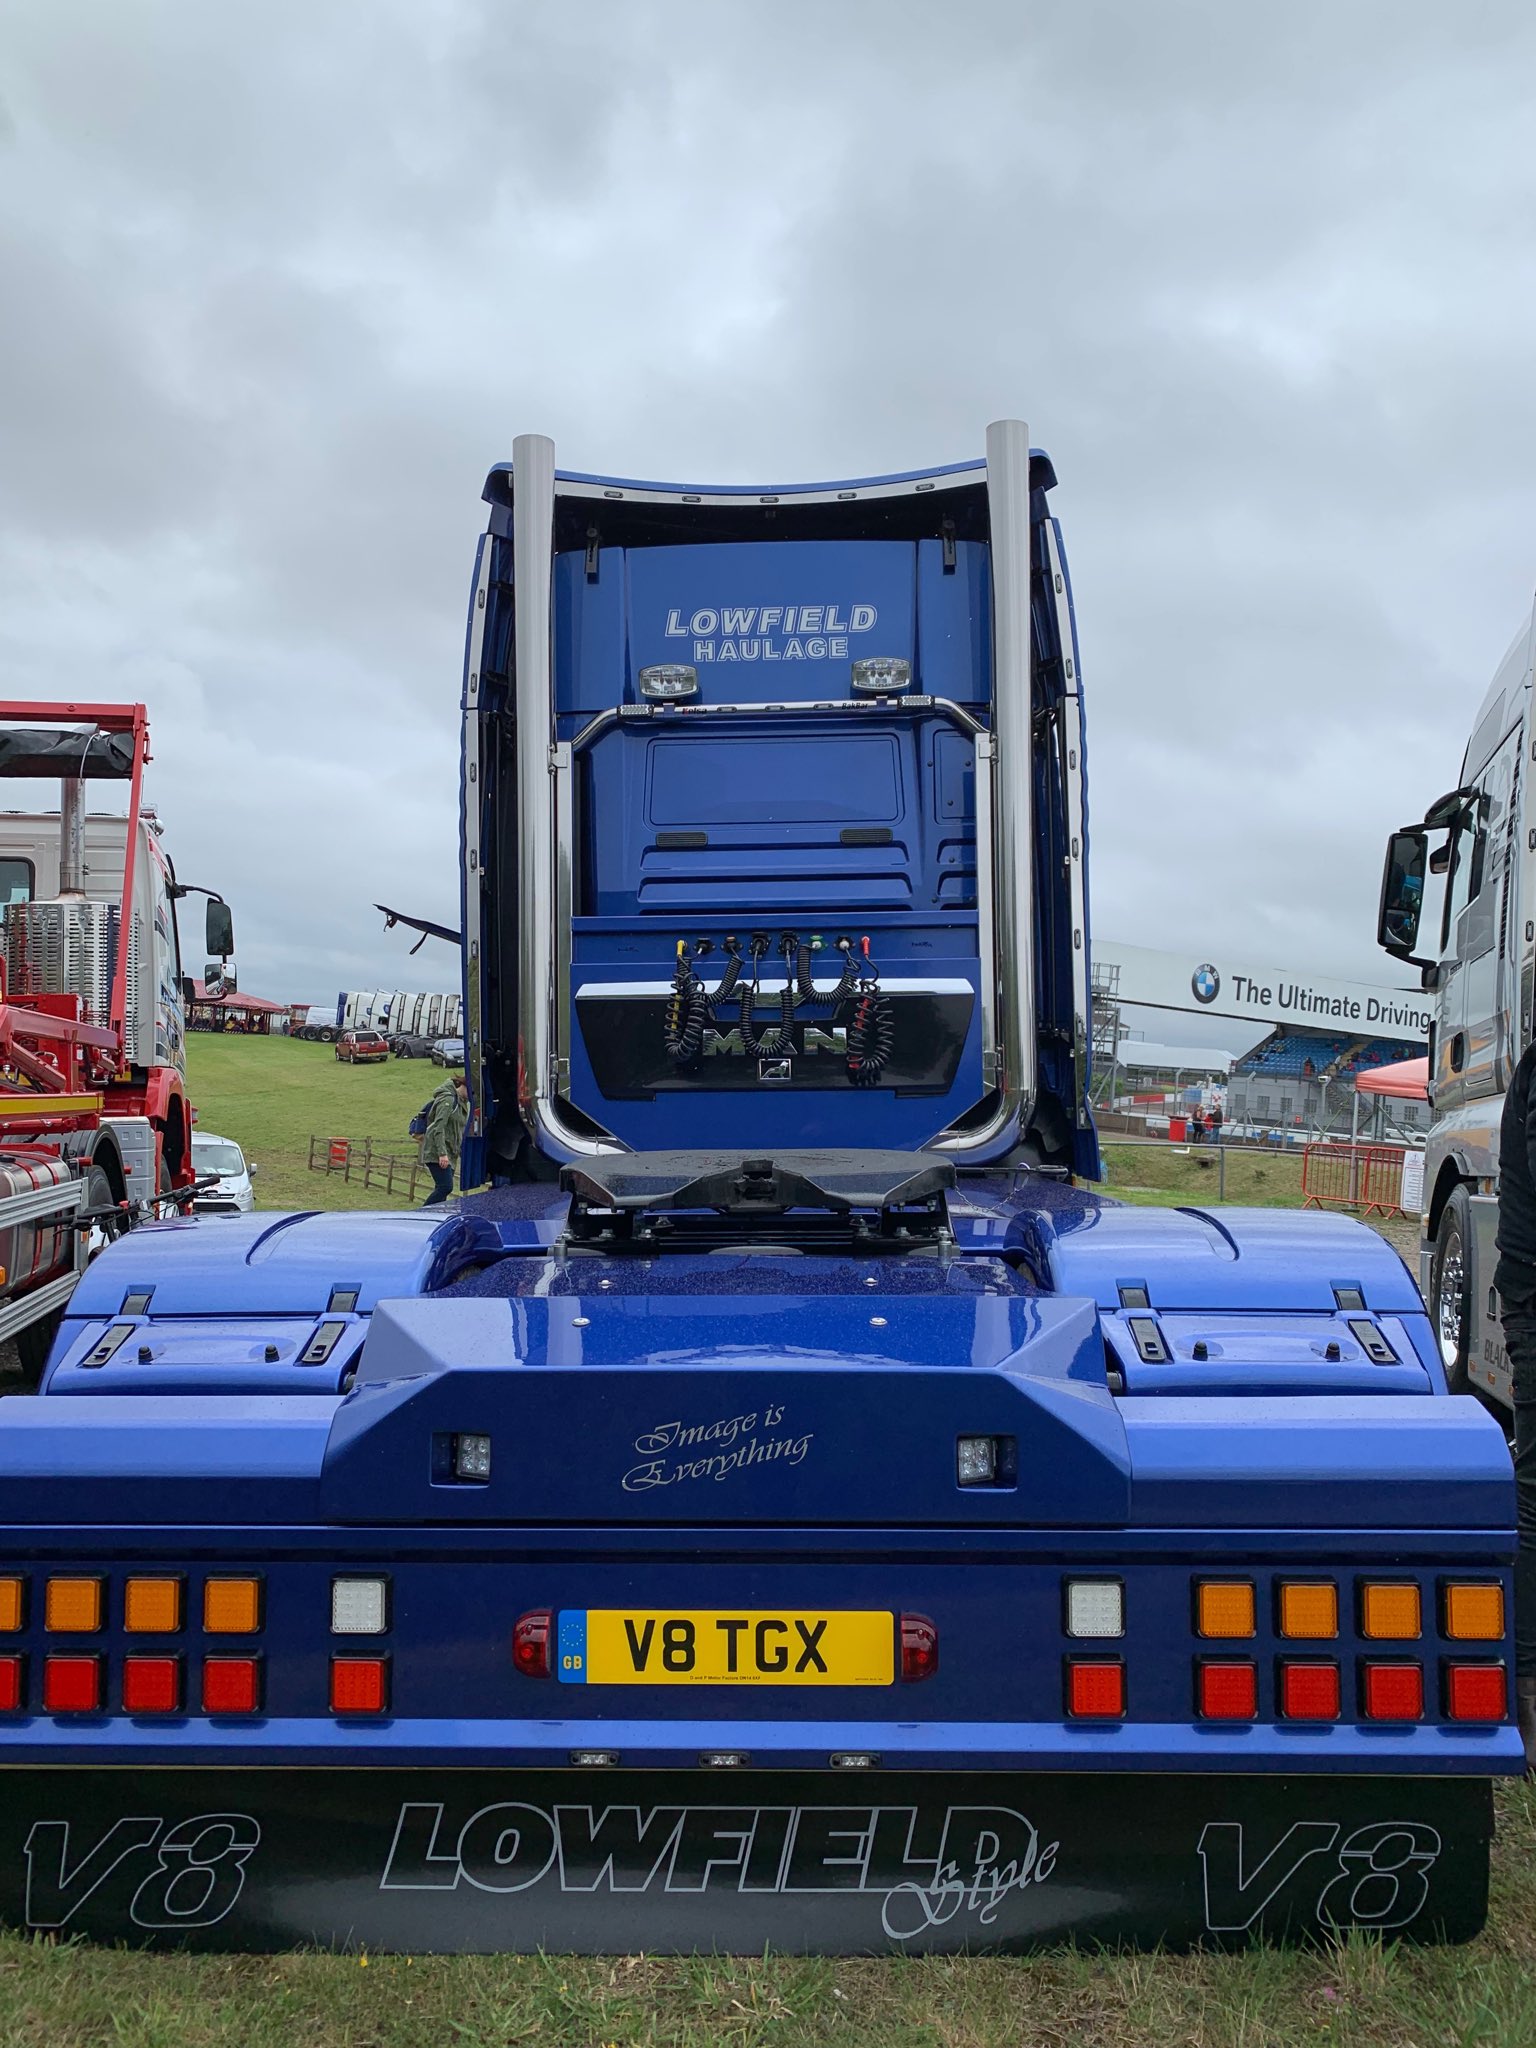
[1377,826,1431,966]
[205,899,235,959]
[204,963,237,994]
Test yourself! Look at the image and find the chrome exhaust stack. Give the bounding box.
[929,417,1036,1158]
[510,433,626,1160]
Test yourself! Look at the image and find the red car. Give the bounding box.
[336,1028,389,1065]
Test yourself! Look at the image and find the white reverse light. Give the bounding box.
[956,1435,999,1486]
[331,1577,390,1635]
[639,664,699,701]
[851,656,911,696]
[453,1432,492,1481]
[1065,1580,1125,1639]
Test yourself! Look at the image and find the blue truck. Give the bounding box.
[0,422,1521,1953]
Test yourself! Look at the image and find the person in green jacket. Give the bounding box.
[420,1072,469,1206]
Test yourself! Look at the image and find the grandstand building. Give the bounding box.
[1224,1029,1429,1139]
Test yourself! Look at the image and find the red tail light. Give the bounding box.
[0,1654,23,1713]
[43,1654,101,1714]
[513,1609,552,1678]
[1197,1661,1257,1721]
[1279,1661,1340,1721]
[1445,1662,1507,1722]
[202,1656,261,1715]
[330,1657,389,1715]
[899,1613,939,1683]
[1362,1662,1423,1721]
[1066,1659,1125,1718]
[123,1655,182,1715]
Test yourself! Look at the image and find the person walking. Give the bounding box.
[420,1070,470,1207]
[1493,1038,1536,1769]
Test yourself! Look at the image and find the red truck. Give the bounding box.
[0,702,233,1378]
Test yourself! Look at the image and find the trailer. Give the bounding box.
[0,703,234,1377]
[0,429,1518,1953]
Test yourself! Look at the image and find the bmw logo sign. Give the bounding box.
[1191,963,1220,1004]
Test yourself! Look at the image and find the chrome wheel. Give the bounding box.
[1434,1229,1465,1369]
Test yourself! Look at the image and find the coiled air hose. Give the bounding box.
[663,941,708,1064]
[844,937,894,1088]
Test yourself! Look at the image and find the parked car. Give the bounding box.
[336,1029,389,1064]
[391,1032,434,1058]
[191,1133,256,1216]
[430,1035,465,1067]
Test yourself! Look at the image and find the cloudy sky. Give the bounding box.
[2,2,1534,1037]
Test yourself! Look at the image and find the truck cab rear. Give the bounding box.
[0,428,1517,1955]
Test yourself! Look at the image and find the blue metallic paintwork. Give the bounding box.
[55,1209,466,1319]
[0,1396,331,1522]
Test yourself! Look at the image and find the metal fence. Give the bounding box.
[307,1135,429,1203]
[1300,1142,1407,1218]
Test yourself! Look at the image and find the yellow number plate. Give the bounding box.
[556,1609,894,1686]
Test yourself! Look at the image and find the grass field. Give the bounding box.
[184,1033,450,1212]
[1,1050,1529,2046]
[1099,1139,1307,1209]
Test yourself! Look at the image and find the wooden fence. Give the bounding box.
[307,1135,429,1202]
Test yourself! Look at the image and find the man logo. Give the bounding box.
[1192,963,1220,1005]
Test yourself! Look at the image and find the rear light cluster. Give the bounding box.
[0,1572,267,1718]
[1060,1574,1509,1724]
[0,1572,394,1720]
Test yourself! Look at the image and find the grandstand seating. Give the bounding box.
[1233,1032,1350,1078]
[1233,1031,1423,1082]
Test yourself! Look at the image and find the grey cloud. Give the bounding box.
[0,0,1534,1014]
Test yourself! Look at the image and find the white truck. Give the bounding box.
[303,990,463,1041]
[1377,599,1536,1408]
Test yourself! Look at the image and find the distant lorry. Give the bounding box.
[1378,601,1536,1410]
[0,702,234,1375]
[295,990,462,1042]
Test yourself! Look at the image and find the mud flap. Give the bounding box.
[0,1769,1491,1954]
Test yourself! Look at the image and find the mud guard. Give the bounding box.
[0,1768,1491,1953]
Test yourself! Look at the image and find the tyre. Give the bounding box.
[1430,1185,1473,1394]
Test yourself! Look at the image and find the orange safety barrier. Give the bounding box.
[327,1137,350,1171]
[1301,1142,1406,1218]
